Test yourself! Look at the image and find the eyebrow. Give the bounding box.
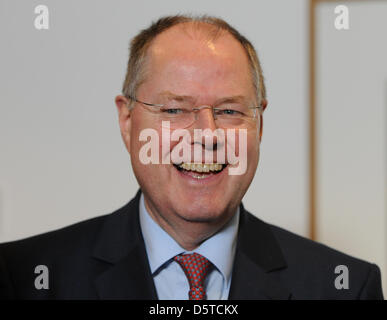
[215,95,247,105]
[157,91,247,104]
[158,91,195,102]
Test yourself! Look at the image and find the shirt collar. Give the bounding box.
[139,193,239,284]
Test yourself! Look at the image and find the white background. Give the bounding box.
[316,0,386,297]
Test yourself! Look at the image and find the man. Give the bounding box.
[0,15,383,300]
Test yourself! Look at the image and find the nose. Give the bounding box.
[190,107,221,151]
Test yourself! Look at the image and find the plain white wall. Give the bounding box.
[316,0,386,297]
[0,0,309,242]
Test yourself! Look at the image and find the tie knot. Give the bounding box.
[174,252,213,300]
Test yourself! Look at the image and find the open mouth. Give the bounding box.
[173,162,228,179]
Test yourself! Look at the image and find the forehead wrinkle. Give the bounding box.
[157,91,196,102]
[156,91,249,104]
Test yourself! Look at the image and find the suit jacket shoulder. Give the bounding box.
[0,213,108,299]
[249,212,383,299]
[0,190,156,299]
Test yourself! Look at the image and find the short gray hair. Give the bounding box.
[122,14,266,106]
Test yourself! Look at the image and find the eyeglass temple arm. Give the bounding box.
[127,95,164,108]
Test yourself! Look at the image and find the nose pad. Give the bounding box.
[193,106,218,131]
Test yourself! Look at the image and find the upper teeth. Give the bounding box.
[178,163,224,172]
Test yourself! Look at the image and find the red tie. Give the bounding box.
[174,252,213,300]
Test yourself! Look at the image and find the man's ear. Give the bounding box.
[115,95,132,153]
[261,98,268,112]
[258,99,268,142]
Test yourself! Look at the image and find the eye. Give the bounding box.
[223,109,238,115]
[161,108,183,114]
[216,108,243,116]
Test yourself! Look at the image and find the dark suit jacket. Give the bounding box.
[0,190,383,299]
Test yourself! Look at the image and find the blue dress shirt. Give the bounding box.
[139,193,239,300]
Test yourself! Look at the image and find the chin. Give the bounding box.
[174,200,228,224]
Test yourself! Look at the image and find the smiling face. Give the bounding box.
[116,23,264,247]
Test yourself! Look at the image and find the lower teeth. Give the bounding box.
[191,173,210,179]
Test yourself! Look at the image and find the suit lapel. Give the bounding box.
[94,244,157,299]
[92,190,158,299]
[228,204,291,300]
[91,191,290,300]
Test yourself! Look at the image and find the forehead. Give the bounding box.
[142,23,253,97]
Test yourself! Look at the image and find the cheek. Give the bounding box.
[225,129,256,158]
[129,111,161,162]
[159,126,176,163]
[247,132,260,165]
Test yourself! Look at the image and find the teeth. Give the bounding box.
[178,163,224,172]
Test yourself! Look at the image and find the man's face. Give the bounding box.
[118,25,263,231]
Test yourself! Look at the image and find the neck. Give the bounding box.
[143,196,235,251]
